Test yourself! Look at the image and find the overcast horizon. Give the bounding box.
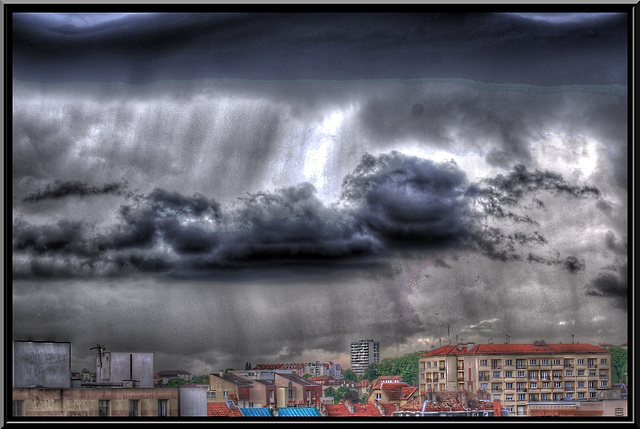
[9,9,630,376]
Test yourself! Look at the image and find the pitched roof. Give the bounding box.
[156,369,192,377]
[324,403,383,417]
[373,382,417,401]
[240,408,274,417]
[276,372,321,386]
[207,402,243,417]
[421,342,609,357]
[277,407,323,417]
[212,373,253,386]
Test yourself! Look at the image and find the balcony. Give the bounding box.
[491,388,503,393]
[479,376,489,381]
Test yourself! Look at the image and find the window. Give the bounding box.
[615,408,624,417]
[540,371,549,380]
[554,382,561,388]
[529,370,538,380]
[223,390,229,399]
[207,390,217,399]
[552,371,561,379]
[129,400,139,417]
[590,392,597,399]
[427,362,431,368]
[553,359,561,365]
[577,381,585,388]
[566,392,574,399]
[516,359,524,368]
[529,394,537,402]
[480,383,488,391]
[553,393,561,401]
[505,371,513,378]
[518,394,526,401]
[542,382,549,389]
[530,382,537,389]
[577,359,584,365]
[541,359,549,366]
[12,401,22,417]
[578,370,585,376]
[269,391,274,402]
[375,393,382,400]
[565,382,573,390]
[516,382,525,391]
[601,381,608,387]
[480,360,487,366]
[158,400,167,417]
[578,392,585,399]
[601,358,608,365]
[588,358,596,367]
[517,371,525,378]
[493,371,501,378]
[589,370,597,377]
[566,370,573,377]
[505,382,513,390]
[505,359,513,366]
[541,393,549,401]
[99,400,109,417]
[289,389,294,399]
[529,359,537,365]
[505,394,513,401]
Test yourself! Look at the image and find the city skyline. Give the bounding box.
[10,8,630,377]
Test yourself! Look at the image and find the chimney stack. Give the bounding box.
[219,370,224,377]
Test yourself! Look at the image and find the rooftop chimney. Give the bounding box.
[219,370,224,377]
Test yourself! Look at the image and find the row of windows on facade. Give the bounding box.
[12,399,170,418]
[205,388,303,401]
[423,357,607,369]
[422,369,609,380]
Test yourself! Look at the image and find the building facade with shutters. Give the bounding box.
[418,341,612,416]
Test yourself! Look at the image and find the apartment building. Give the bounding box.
[350,339,380,376]
[418,341,612,416]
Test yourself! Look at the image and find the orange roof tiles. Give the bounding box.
[324,403,383,417]
[375,382,417,401]
[421,342,608,357]
[207,402,243,417]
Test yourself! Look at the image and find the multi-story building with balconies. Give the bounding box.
[418,341,612,416]
[350,339,380,376]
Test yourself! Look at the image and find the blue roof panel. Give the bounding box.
[277,407,322,417]
[239,408,274,417]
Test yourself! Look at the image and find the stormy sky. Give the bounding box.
[9,9,630,376]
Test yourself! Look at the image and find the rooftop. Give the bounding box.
[421,342,609,357]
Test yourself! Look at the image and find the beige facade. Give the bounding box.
[419,342,612,416]
[12,387,179,417]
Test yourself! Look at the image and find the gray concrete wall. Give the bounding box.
[100,352,154,388]
[179,387,207,416]
[13,341,71,388]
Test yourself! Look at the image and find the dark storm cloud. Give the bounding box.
[340,151,470,248]
[13,151,605,281]
[22,180,130,202]
[586,264,628,310]
[467,164,600,214]
[10,11,627,85]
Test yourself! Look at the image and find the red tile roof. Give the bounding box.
[324,402,383,417]
[207,402,243,417]
[421,342,609,357]
[373,382,417,401]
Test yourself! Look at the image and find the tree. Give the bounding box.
[364,364,379,382]
[165,378,186,388]
[190,374,209,384]
[609,346,628,383]
[334,386,350,403]
[342,369,357,382]
[324,387,336,397]
[245,362,252,370]
[302,373,311,379]
[343,389,361,404]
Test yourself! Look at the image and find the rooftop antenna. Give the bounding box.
[448,325,451,345]
[506,335,510,344]
[572,334,575,344]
